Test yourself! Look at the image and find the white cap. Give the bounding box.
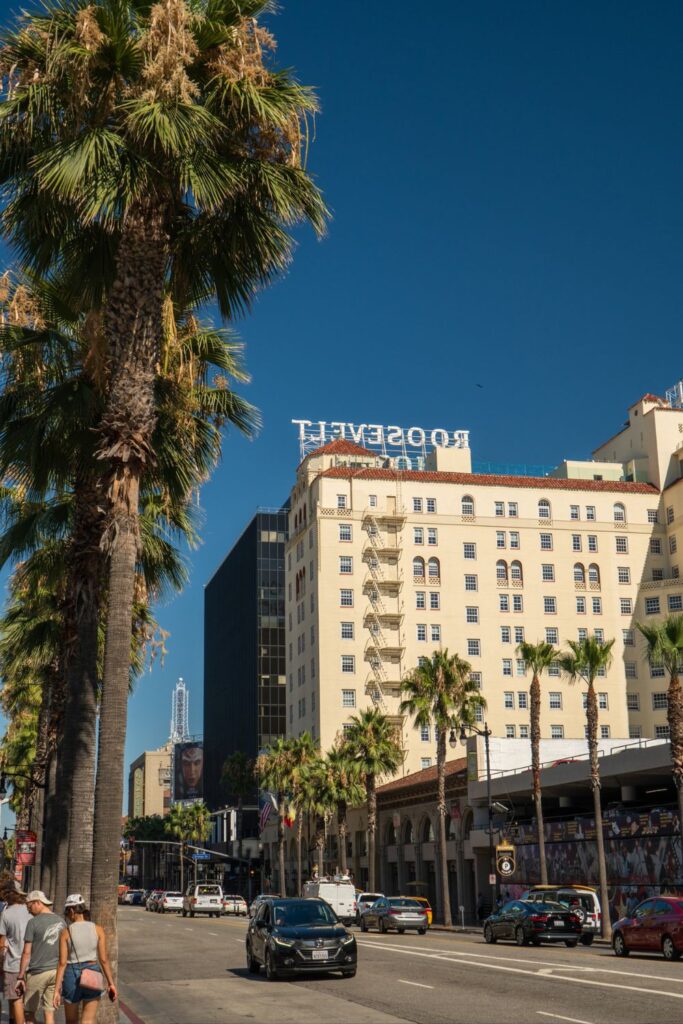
[64,893,85,909]
[26,891,53,905]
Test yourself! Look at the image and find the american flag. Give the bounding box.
[259,793,276,833]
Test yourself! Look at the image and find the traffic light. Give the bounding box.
[496,843,515,877]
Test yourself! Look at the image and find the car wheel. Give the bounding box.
[360,918,368,932]
[565,940,578,948]
[342,969,356,978]
[379,918,388,933]
[663,935,681,962]
[515,927,528,947]
[246,944,260,974]
[182,909,187,918]
[613,932,629,957]
[265,949,279,981]
[484,924,497,944]
[190,912,195,919]
[418,928,426,936]
[398,928,405,935]
[580,934,594,946]
[531,938,541,946]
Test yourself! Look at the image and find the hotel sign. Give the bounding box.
[293,419,470,462]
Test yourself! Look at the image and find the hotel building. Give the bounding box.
[285,392,683,774]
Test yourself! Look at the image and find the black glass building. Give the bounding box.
[203,507,288,814]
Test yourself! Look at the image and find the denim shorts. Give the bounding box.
[62,963,103,1004]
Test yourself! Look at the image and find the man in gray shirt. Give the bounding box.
[0,886,30,1023]
[16,891,63,1024]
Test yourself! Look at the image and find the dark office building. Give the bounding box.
[203,507,288,814]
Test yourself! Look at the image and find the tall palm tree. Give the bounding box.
[299,757,336,879]
[400,650,485,926]
[221,751,255,873]
[516,641,558,885]
[559,636,615,940]
[257,739,295,897]
[322,743,365,877]
[287,733,318,894]
[637,615,683,834]
[345,708,403,892]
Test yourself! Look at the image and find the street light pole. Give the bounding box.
[458,720,496,914]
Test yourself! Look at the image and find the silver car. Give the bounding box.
[360,896,428,934]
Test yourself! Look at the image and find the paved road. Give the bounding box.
[118,906,683,1024]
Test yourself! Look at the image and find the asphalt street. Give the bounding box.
[118,906,683,1024]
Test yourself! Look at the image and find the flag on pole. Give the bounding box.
[259,792,277,833]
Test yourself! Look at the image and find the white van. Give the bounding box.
[302,878,357,925]
[182,883,223,918]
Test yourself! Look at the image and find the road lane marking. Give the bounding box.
[398,980,433,990]
[207,932,219,936]
[537,1014,595,1024]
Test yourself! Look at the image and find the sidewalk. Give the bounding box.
[120,1000,146,1024]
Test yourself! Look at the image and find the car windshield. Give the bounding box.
[197,886,221,896]
[272,901,338,927]
[388,898,422,909]
[166,893,181,898]
[556,893,593,911]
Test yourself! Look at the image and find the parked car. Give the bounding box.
[182,883,224,918]
[613,896,683,961]
[355,892,383,925]
[159,891,183,914]
[122,889,145,906]
[222,895,248,916]
[246,897,357,980]
[302,878,357,926]
[360,897,428,934]
[521,884,601,945]
[400,895,433,926]
[146,890,164,912]
[484,899,582,947]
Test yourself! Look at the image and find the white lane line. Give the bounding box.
[356,943,683,1002]
[398,980,433,990]
[207,932,219,936]
[537,1013,595,1024]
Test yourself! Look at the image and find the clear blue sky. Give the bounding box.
[1,1,683,793]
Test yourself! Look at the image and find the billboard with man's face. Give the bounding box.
[174,741,204,801]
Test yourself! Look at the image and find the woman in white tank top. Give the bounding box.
[53,894,116,1021]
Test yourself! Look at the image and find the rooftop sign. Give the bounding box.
[292,419,470,466]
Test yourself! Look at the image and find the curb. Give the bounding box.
[429,924,611,945]
[120,999,146,1024]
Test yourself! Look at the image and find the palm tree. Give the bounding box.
[345,709,403,892]
[559,636,615,940]
[400,650,485,926]
[323,743,365,877]
[516,641,558,885]
[637,615,683,834]
[299,757,336,879]
[257,739,296,897]
[287,733,318,894]
[165,801,211,896]
[221,751,255,877]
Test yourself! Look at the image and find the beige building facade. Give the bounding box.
[127,742,173,820]
[285,392,683,772]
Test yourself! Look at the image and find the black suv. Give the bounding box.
[246,897,357,981]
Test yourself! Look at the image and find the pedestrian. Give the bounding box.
[53,894,116,1022]
[476,892,485,922]
[0,885,30,1024]
[15,890,64,1024]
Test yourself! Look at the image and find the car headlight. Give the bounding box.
[342,934,356,945]
[273,936,295,948]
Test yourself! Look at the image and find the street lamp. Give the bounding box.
[459,720,497,913]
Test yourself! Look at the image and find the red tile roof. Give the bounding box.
[641,393,665,404]
[304,439,377,460]
[377,757,467,794]
[318,466,658,494]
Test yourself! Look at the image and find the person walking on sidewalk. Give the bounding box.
[53,894,116,1022]
[15,891,64,1024]
[0,886,30,1023]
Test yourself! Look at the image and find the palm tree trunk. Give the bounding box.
[278,800,286,896]
[530,671,548,884]
[179,840,184,896]
[296,812,303,894]
[666,671,683,836]
[586,681,611,940]
[367,774,377,892]
[436,727,452,927]
[338,800,348,875]
[315,814,325,876]
[40,752,58,893]
[237,796,243,865]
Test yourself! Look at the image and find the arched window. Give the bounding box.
[613,503,626,523]
[538,498,551,519]
[510,560,523,582]
[496,559,508,582]
[588,564,600,585]
[427,557,440,579]
[461,495,475,516]
[446,816,456,841]
[385,821,397,845]
[402,819,414,844]
[573,563,585,583]
[413,556,425,579]
[421,817,435,842]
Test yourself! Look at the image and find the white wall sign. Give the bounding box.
[292,419,470,462]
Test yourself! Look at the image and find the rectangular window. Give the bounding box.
[506,725,516,738]
[516,659,526,676]
[626,693,640,710]
[465,574,478,591]
[675,565,681,578]
[466,606,479,624]
[339,523,352,542]
[496,530,506,549]
[341,622,354,640]
[586,506,596,521]
[620,598,633,615]
[495,501,505,517]
[413,498,423,513]
[625,662,637,679]
[652,692,668,709]
[645,596,660,615]
[289,704,293,725]
[615,536,628,553]
[503,660,513,677]
[420,724,430,742]
[505,501,517,517]
[340,589,353,607]
[540,533,553,550]
[594,628,604,643]
[578,628,588,641]
[549,692,562,710]
[421,757,432,769]
[463,542,476,559]
[514,626,525,644]
[369,494,378,508]
[653,569,664,581]
[467,639,481,656]
[669,594,683,612]
[510,531,520,549]
[499,594,509,612]
[548,661,560,676]
[622,628,635,645]
[592,597,602,614]
[601,725,611,739]
[545,627,559,645]
[413,527,424,545]
[598,693,608,710]
[417,624,427,642]
[572,534,582,552]
[431,624,441,642]
[551,725,564,739]
[544,596,557,614]
[655,725,671,738]
[416,591,426,609]
[500,626,511,643]
[504,690,514,707]
[651,664,666,678]
[519,724,529,739]
[671,535,678,554]
[342,689,356,708]
[517,691,528,709]
[341,655,355,674]
[650,537,662,555]
[513,595,523,612]
[648,509,659,524]
[337,494,347,509]
[667,505,675,524]
[427,528,438,546]
[430,591,440,610]
[570,504,580,520]
[576,596,586,614]
[475,705,484,722]
[426,498,436,514]
[541,564,555,582]
[629,725,642,738]
[339,555,353,574]
[470,671,482,689]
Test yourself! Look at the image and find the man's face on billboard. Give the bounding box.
[181,747,203,790]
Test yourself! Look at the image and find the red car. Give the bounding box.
[613,896,683,961]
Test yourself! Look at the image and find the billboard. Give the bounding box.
[173,741,204,801]
[16,830,36,867]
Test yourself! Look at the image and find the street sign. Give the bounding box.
[192,851,211,861]
[496,843,516,877]
[488,873,496,885]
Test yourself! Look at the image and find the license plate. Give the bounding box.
[553,919,564,926]
[210,900,218,904]
[312,950,329,960]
